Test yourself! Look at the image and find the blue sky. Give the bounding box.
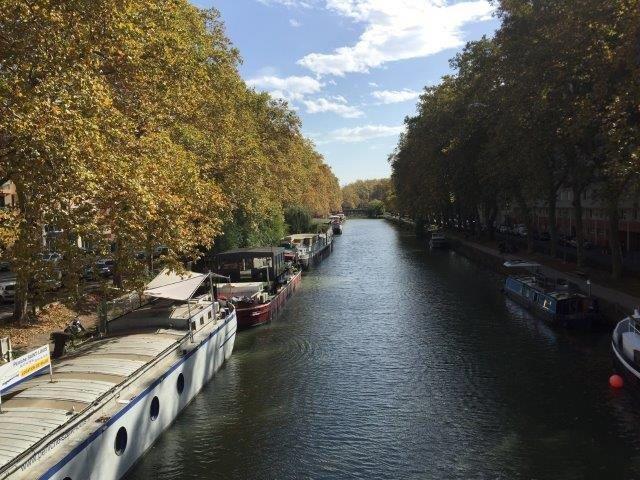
[193,0,499,184]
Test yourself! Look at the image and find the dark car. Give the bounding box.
[95,259,116,277]
[536,232,551,241]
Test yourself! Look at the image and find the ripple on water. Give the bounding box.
[127,220,640,480]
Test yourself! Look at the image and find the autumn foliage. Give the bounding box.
[0,0,341,321]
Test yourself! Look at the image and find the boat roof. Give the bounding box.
[216,247,285,256]
[0,329,185,472]
[144,268,209,301]
[216,282,263,289]
[503,260,542,269]
[512,276,587,300]
[284,234,318,240]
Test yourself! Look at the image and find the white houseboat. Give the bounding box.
[612,309,640,389]
[0,269,237,480]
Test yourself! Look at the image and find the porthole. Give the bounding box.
[114,426,127,456]
[177,373,185,394]
[150,396,160,421]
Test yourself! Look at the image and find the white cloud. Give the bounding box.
[322,124,404,143]
[297,0,494,76]
[289,18,302,27]
[247,75,323,102]
[372,88,420,104]
[303,97,364,118]
[368,82,379,87]
[258,0,314,7]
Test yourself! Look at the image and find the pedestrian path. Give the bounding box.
[458,237,640,313]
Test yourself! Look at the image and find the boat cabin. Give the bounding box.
[503,263,599,327]
[214,247,286,283]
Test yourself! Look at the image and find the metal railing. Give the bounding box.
[98,290,149,333]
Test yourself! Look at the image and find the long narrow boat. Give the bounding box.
[502,260,600,328]
[219,272,301,329]
[0,269,237,480]
[283,233,332,269]
[329,215,343,235]
[612,309,640,389]
[214,247,301,329]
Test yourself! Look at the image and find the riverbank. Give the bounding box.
[384,215,639,325]
[129,219,640,480]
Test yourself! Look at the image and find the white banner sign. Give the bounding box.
[0,344,51,395]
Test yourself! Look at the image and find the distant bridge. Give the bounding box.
[343,208,369,217]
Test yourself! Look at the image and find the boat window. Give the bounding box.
[150,396,160,421]
[177,373,185,394]
[114,426,128,456]
[200,317,204,326]
[208,311,212,320]
[506,278,522,295]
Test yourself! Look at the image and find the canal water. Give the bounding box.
[128,219,640,480]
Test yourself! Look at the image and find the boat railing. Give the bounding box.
[98,290,150,333]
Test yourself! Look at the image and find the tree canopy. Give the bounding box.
[390,0,640,278]
[0,0,341,322]
[341,178,396,212]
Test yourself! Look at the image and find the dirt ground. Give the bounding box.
[0,301,98,354]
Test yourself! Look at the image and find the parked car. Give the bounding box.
[95,259,116,277]
[515,224,528,237]
[537,232,551,241]
[0,260,10,272]
[567,238,594,250]
[558,235,571,246]
[41,252,63,262]
[0,281,16,303]
[154,246,169,257]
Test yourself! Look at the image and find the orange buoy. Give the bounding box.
[610,374,624,389]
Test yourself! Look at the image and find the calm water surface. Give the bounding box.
[128,219,640,479]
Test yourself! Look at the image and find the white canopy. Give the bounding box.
[216,282,264,299]
[144,268,209,301]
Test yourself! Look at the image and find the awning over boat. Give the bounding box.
[144,268,209,301]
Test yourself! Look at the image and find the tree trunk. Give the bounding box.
[607,200,623,279]
[547,188,558,257]
[515,192,534,253]
[12,186,35,325]
[572,186,585,268]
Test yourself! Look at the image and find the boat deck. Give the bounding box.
[0,323,186,471]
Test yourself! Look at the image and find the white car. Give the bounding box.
[0,281,16,303]
[41,252,63,262]
[516,225,528,237]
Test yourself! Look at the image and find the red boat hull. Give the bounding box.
[236,271,302,329]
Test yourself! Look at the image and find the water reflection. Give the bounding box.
[128,219,640,480]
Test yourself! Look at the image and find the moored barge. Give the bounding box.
[502,261,600,328]
[283,233,332,270]
[0,269,237,480]
[214,247,301,329]
[329,215,343,235]
[429,231,448,249]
